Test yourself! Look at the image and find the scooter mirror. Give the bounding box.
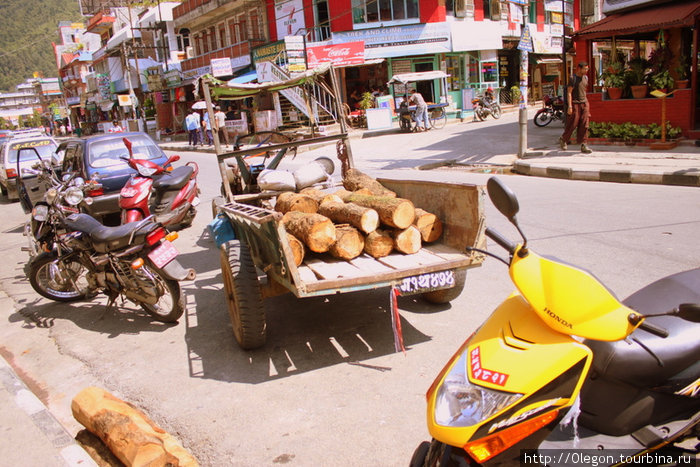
[487,177,520,222]
[677,303,700,322]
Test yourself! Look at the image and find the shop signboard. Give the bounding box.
[117,94,133,107]
[285,36,306,73]
[275,0,305,39]
[211,58,233,77]
[164,69,182,88]
[253,41,285,64]
[332,23,451,59]
[306,41,365,68]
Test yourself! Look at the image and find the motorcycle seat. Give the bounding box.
[65,213,156,253]
[152,166,193,191]
[585,268,700,388]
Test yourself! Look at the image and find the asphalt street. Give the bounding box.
[1,113,699,466]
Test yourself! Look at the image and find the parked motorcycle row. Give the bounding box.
[17,137,198,323]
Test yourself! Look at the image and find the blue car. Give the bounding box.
[60,132,169,224]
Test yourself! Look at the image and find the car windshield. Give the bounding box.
[88,135,163,168]
[8,139,58,163]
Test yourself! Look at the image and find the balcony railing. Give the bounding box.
[180,40,264,72]
[173,0,212,20]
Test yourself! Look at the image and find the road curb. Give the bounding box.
[513,161,700,187]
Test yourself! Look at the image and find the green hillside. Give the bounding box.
[0,0,83,92]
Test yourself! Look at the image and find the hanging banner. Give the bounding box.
[211,58,233,77]
[306,42,365,68]
[117,94,133,107]
[275,0,305,39]
[518,25,533,52]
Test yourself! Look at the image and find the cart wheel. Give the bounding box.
[220,240,266,349]
[430,108,447,129]
[421,269,467,304]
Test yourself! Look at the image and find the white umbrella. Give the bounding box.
[191,101,207,110]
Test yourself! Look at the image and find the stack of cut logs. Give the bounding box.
[276,169,443,266]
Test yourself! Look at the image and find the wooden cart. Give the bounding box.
[202,65,486,349]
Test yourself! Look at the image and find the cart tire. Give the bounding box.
[221,240,266,349]
[430,108,447,129]
[421,269,467,304]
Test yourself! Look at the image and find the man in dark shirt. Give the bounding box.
[560,62,593,154]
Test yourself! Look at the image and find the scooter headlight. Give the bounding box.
[435,351,522,427]
[63,187,84,206]
[137,164,158,177]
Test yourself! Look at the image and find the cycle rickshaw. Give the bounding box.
[388,71,450,132]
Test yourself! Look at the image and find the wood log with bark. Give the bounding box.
[392,225,422,254]
[282,211,336,253]
[285,233,305,266]
[71,386,199,467]
[333,188,372,202]
[343,193,415,229]
[317,201,379,234]
[329,225,365,260]
[343,168,397,197]
[274,191,318,214]
[413,208,444,243]
[363,229,394,258]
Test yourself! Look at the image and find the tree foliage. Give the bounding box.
[0,0,83,92]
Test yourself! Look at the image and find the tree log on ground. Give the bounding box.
[286,233,305,266]
[393,226,422,254]
[333,188,372,202]
[71,387,199,467]
[344,194,415,229]
[329,225,365,260]
[274,191,318,214]
[413,208,443,243]
[363,229,394,258]
[343,168,396,197]
[282,211,336,253]
[318,201,379,234]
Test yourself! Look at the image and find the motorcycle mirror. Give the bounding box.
[122,137,133,159]
[169,155,181,163]
[676,303,700,322]
[487,177,520,222]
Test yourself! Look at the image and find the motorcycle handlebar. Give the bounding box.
[485,227,517,255]
[628,313,669,338]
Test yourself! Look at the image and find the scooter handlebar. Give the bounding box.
[486,227,517,255]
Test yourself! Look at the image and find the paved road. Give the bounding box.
[0,123,699,465]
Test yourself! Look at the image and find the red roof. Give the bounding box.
[577,0,700,39]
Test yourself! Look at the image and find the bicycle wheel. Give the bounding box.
[430,108,447,129]
[233,131,297,159]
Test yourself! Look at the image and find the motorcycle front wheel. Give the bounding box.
[137,265,185,323]
[534,109,554,127]
[474,106,485,121]
[29,252,90,302]
[491,104,502,119]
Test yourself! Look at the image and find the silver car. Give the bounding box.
[0,136,59,201]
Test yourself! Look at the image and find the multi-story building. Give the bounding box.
[170,0,587,128]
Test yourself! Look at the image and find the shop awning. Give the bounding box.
[388,71,449,85]
[576,0,700,40]
[227,71,257,85]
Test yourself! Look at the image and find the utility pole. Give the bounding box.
[517,1,531,159]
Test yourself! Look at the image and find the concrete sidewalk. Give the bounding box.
[156,112,700,187]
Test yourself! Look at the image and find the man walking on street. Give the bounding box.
[185,109,200,148]
[214,105,229,147]
[560,62,593,154]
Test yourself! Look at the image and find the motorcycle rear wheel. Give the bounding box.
[534,109,554,127]
[29,252,90,302]
[138,265,185,323]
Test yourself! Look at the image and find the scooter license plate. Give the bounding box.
[148,240,179,269]
[397,270,455,295]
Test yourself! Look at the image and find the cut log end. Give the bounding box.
[329,225,365,260]
[286,233,305,266]
[393,226,422,254]
[364,229,394,258]
[282,211,336,253]
[413,208,443,243]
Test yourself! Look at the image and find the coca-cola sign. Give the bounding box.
[307,41,365,68]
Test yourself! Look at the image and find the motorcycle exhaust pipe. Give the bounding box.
[161,259,197,281]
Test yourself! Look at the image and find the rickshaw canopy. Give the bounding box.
[387,70,449,85]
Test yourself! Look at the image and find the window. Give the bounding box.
[484,0,501,21]
[238,14,248,42]
[229,20,237,44]
[352,0,419,24]
[249,9,261,40]
[218,23,226,48]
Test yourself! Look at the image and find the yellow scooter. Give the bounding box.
[411,177,700,466]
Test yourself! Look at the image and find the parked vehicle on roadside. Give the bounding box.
[533,94,565,127]
[0,135,59,200]
[411,177,700,467]
[24,161,194,323]
[472,94,502,121]
[60,132,169,225]
[119,137,199,229]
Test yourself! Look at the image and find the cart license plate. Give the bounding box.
[148,240,178,268]
[398,270,455,295]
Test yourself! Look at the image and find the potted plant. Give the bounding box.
[602,61,625,99]
[675,54,689,89]
[649,70,674,93]
[625,57,649,98]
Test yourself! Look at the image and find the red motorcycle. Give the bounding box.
[119,138,199,230]
[533,94,565,127]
